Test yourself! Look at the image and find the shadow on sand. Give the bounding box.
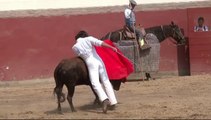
[78,102,102,113]
[44,107,73,115]
[44,102,103,115]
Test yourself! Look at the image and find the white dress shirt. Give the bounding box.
[124,7,136,27]
[72,36,103,59]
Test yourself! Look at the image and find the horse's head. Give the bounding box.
[167,22,186,44]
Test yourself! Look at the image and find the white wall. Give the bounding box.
[0,0,208,11]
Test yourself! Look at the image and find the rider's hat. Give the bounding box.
[129,0,137,6]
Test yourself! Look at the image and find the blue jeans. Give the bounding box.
[126,24,143,39]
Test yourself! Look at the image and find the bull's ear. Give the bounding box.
[171,21,175,27]
[171,21,175,26]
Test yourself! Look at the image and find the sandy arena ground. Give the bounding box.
[0,74,211,119]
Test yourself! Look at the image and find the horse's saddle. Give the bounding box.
[122,25,136,39]
[122,25,151,50]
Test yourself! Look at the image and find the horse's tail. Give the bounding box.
[53,61,66,103]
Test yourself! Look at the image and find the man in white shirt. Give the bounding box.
[72,31,118,113]
[124,0,143,40]
[194,17,209,32]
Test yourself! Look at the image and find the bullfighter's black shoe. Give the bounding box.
[102,99,110,113]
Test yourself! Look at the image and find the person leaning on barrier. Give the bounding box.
[194,17,209,32]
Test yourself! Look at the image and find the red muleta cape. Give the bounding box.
[95,39,134,80]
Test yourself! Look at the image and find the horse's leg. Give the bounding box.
[67,85,77,112]
[145,73,149,80]
[148,73,152,80]
[145,72,152,80]
[148,73,155,80]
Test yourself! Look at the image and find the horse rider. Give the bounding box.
[124,0,144,42]
[72,30,118,113]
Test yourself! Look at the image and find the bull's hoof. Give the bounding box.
[93,98,101,105]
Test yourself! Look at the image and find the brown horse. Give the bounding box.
[101,22,186,44]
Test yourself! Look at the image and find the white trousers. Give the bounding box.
[83,50,117,105]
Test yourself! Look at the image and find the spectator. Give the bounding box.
[194,17,209,32]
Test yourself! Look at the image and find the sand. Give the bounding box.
[0,74,210,119]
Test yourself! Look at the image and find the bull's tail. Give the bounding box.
[53,87,65,103]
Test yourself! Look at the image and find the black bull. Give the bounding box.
[53,57,125,112]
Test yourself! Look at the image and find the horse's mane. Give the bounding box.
[145,26,165,43]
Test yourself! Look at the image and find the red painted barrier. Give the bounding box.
[188,7,211,74]
[0,13,125,81]
[159,38,190,76]
[138,9,190,75]
[0,8,191,81]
